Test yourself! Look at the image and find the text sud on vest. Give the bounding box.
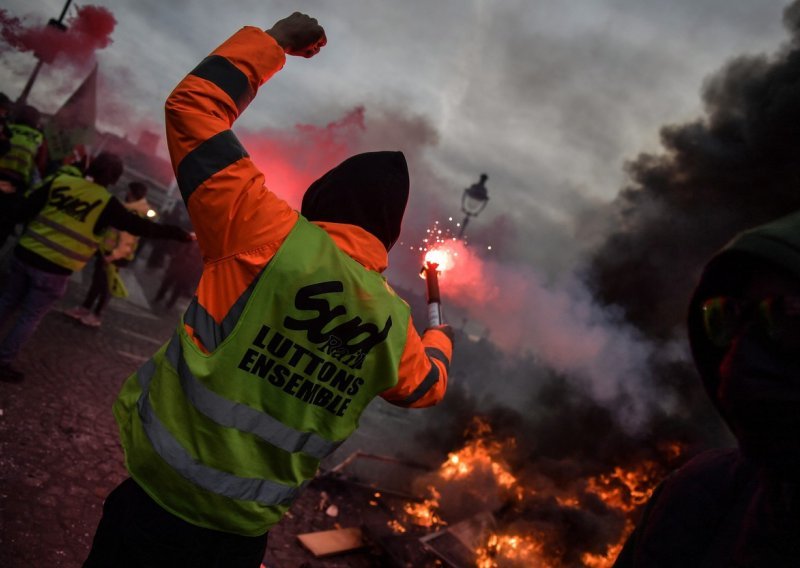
[50,185,104,222]
[238,281,393,418]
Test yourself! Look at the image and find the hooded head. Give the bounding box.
[688,211,800,474]
[15,104,41,129]
[86,152,123,187]
[127,181,148,202]
[301,151,409,252]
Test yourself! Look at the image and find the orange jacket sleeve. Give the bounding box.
[381,321,453,408]
[165,26,298,264]
[166,26,300,327]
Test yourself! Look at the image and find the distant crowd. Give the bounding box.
[0,92,199,383]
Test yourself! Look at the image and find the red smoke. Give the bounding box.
[423,238,654,415]
[238,107,366,208]
[0,5,115,66]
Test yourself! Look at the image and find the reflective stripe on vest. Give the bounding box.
[135,354,307,505]
[18,174,111,271]
[0,124,43,185]
[114,217,410,535]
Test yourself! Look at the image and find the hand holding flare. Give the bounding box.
[421,249,450,327]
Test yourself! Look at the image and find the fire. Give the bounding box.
[577,461,667,567]
[585,461,662,513]
[440,438,517,489]
[387,519,407,534]
[475,533,549,568]
[396,416,682,566]
[438,417,518,489]
[581,525,632,568]
[403,486,446,528]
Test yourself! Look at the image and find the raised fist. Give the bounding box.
[267,12,326,58]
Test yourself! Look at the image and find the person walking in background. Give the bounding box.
[0,152,192,383]
[151,239,203,311]
[85,12,453,568]
[615,211,800,566]
[66,181,154,327]
[0,104,47,247]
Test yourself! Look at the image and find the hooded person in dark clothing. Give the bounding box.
[614,211,800,567]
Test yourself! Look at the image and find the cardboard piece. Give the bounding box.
[297,527,366,557]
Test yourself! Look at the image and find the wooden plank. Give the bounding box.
[297,527,366,557]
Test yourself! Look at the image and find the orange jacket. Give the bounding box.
[165,26,451,408]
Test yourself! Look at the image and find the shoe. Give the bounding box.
[65,306,91,320]
[0,363,24,383]
[80,313,102,328]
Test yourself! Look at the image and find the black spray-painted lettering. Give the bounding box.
[49,186,103,223]
[283,281,391,370]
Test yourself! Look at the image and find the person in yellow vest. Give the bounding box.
[0,104,47,246]
[84,13,453,568]
[66,181,153,327]
[0,153,192,382]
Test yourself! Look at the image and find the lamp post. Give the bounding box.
[16,0,73,105]
[458,173,489,239]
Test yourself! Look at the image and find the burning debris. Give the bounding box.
[321,413,681,567]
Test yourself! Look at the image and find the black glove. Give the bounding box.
[162,224,194,242]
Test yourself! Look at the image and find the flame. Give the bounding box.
[403,486,446,528]
[440,438,518,489]
[476,533,550,568]
[395,416,681,567]
[438,417,517,489]
[387,519,407,534]
[581,523,633,568]
[585,461,662,513]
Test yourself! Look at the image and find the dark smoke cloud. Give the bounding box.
[588,1,800,338]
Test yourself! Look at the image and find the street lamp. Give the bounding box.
[16,0,73,105]
[458,173,489,239]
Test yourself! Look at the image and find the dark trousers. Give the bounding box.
[0,256,70,364]
[82,254,111,315]
[84,478,269,568]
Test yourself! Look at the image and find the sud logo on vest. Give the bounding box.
[49,185,104,223]
[284,280,393,371]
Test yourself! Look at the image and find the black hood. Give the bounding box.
[301,151,409,252]
[688,210,800,431]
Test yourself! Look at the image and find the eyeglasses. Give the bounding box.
[701,296,800,349]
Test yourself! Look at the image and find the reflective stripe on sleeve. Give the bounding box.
[399,355,441,405]
[424,347,450,372]
[184,264,264,351]
[189,55,255,114]
[176,130,248,203]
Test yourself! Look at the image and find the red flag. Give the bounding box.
[44,63,97,161]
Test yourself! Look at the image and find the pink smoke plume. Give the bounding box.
[238,107,366,208]
[427,238,655,415]
[0,5,115,66]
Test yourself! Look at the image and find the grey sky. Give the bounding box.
[0,0,790,278]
